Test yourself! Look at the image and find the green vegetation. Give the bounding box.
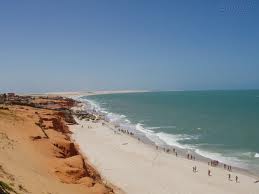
[0,181,18,194]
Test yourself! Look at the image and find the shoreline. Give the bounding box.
[70,99,259,194]
[71,112,259,194]
[25,90,151,98]
[76,96,259,179]
[1,93,258,193]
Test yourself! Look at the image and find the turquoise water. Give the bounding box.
[83,90,259,174]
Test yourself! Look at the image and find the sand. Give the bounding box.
[26,90,150,98]
[72,118,259,194]
[0,98,114,194]
[2,93,258,194]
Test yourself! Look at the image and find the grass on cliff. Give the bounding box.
[0,180,18,194]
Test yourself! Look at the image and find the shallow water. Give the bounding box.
[82,90,259,174]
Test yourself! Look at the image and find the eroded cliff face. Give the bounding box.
[0,96,114,194]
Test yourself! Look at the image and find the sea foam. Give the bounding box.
[79,96,258,169]
[156,132,195,149]
[81,98,193,149]
[194,149,248,168]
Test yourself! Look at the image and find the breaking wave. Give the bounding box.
[194,149,247,168]
[76,96,259,172]
[78,97,199,149]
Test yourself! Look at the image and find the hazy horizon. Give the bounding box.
[0,0,258,93]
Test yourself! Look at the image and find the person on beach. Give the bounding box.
[236,176,238,183]
[175,152,178,157]
[228,165,232,171]
[187,154,189,159]
[228,174,231,180]
[208,169,211,176]
[224,164,226,169]
[156,145,158,150]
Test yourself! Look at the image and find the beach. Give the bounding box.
[82,90,259,175]
[71,99,259,194]
[1,92,259,194]
[1,0,258,193]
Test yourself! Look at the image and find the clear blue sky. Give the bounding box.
[0,0,258,93]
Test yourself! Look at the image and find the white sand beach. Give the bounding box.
[71,119,259,194]
[29,90,150,98]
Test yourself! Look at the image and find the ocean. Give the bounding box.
[80,90,259,175]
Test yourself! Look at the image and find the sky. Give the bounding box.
[0,0,258,93]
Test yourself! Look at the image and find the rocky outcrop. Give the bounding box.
[75,111,98,121]
[57,110,77,125]
[52,117,71,134]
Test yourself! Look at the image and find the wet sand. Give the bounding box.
[72,118,259,194]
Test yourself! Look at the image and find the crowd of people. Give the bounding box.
[115,124,241,183]
[85,119,242,184]
[190,159,240,183]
